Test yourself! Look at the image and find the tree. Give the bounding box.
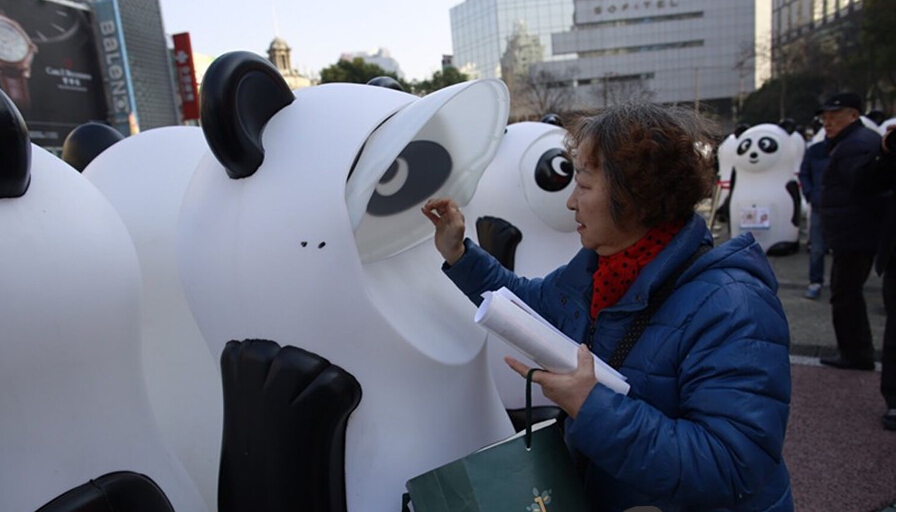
[412,67,468,95]
[739,1,896,125]
[855,0,896,112]
[319,58,411,90]
[739,73,826,127]
[592,72,655,107]
[509,68,577,122]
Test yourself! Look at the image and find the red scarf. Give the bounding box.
[589,220,684,319]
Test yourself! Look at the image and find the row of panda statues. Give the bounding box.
[5,46,892,511]
[717,115,894,256]
[1,51,579,512]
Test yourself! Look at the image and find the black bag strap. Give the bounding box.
[525,367,541,449]
[607,244,712,370]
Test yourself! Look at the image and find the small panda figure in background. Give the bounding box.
[729,123,803,255]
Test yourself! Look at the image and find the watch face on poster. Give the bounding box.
[0,0,108,147]
[0,17,32,61]
[1,0,84,45]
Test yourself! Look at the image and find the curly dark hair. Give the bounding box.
[563,101,719,228]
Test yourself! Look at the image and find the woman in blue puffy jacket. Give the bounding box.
[422,101,793,512]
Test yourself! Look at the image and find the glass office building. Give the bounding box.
[450,0,575,79]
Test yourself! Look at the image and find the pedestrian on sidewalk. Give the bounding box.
[817,92,885,371]
[798,134,830,299]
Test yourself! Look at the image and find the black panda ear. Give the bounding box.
[366,76,404,91]
[540,113,563,127]
[0,88,30,198]
[778,118,796,135]
[200,51,295,179]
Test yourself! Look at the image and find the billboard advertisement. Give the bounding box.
[0,0,110,149]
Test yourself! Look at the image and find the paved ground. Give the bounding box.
[709,218,894,512]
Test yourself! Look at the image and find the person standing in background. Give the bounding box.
[798,135,830,299]
[817,92,884,371]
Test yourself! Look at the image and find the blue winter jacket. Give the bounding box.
[819,119,884,252]
[798,139,830,207]
[445,213,793,512]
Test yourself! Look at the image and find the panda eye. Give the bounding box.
[375,157,409,197]
[737,139,752,155]
[758,137,778,153]
[535,148,574,192]
[365,140,451,217]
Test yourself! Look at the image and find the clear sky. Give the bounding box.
[157,0,463,82]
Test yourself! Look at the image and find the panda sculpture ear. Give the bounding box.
[366,76,405,92]
[200,51,295,179]
[0,88,30,198]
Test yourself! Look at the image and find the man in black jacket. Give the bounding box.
[817,92,884,371]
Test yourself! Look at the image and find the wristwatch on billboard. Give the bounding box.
[0,14,37,109]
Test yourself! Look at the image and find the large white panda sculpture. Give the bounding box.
[82,126,222,510]
[0,91,206,511]
[729,123,803,255]
[461,120,579,411]
[176,52,514,512]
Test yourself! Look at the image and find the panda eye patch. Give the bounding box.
[758,137,778,153]
[737,139,752,155]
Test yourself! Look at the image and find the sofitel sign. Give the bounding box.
[595,0,681,15]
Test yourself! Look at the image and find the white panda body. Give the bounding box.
[178,79,514,512]
[729,123,802,254]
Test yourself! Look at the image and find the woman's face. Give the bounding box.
[566,144,646,256]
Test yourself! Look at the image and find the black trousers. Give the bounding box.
[881,253,895,408]
[829,250,876,364]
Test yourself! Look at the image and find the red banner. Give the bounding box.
[172,32,199,121]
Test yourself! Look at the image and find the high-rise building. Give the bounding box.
[114,0,179,129]
[770,0,865,84]
[534,0,773,116]
[772,0,863,46]
[449,0,575,79]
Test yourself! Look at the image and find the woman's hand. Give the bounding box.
[505,344,598,419]
[421,197,467,265]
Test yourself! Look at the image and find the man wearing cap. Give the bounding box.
[816,92,884,371]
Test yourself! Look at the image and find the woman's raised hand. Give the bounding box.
[421,197,467,265]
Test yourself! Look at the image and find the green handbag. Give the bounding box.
[404,369,592,512]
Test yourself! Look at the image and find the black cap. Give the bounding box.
[816,92,863,114]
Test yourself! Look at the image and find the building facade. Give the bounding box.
[112,0,179,129]
[449,0,575,79]
[535,0,772,115]
[268,37,313,89]
[772,0,863,46]
[0,0,180,149]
